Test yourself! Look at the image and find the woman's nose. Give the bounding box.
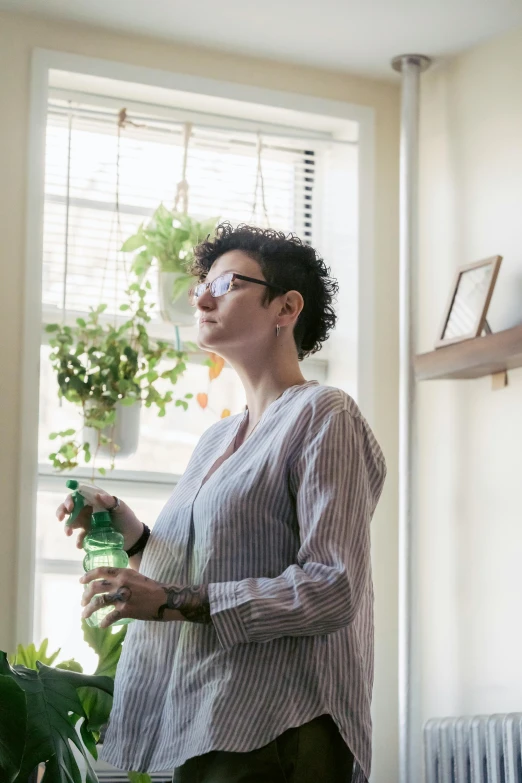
[196,286,215,310]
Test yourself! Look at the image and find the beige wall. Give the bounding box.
[0,11,400,781]
[414,27,522,782]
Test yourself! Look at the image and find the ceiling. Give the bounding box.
[2,0,522,80]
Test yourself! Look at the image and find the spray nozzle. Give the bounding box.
[66,480,86,525]
[65,480,112,528]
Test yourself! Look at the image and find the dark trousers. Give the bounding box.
[172,714,354,783]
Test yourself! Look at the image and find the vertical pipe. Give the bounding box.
[391,53,431,783]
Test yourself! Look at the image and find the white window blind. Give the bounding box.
[42,97,317,320]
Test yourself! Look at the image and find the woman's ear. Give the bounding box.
[278,290,304,326]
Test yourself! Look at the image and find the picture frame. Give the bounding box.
[435,255,503,349]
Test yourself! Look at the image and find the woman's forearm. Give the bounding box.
[129,551,143,571]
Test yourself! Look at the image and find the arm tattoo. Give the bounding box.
[155,584,211,624]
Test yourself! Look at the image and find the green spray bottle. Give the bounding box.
[66,479,131,627]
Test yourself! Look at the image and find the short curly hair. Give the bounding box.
[189,223,338,360]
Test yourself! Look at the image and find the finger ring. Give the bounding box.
[107,496,120,512]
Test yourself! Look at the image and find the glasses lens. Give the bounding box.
[211,273,233,298]
[189,282,204,306]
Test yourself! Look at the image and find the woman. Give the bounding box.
[57,224,386,783]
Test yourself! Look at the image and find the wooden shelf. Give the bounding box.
[414,324,522,380]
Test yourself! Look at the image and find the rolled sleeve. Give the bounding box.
[208,581,249,649]
[208,410,386,649]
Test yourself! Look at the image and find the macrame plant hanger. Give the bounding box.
[171,121,193,350]
[97,108,130,327]
[90,108,130,469]
[174,121,192,215]
[114,109,130,319]
[250,133,270,227]
[58,103,74,409]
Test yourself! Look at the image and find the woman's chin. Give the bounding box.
[196,333,214,350]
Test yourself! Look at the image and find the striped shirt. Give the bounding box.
[101,381,386,782]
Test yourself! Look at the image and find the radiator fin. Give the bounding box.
[424,713,522,783]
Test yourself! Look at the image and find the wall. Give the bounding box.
[0,11,400,781]
[414,27,522,781]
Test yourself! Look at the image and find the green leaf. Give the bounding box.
[80,717,99,761]
[82,621,127,680]
[76,318,87,328]
[170,274,194,302]
[127,772,153,783]
[0,674,26,783]
[120,231,145,253]
[55,659,84,673]
[45,324,60,333]
[76,622,127,737]
[98,467,106,476]
[0,652,113,783]
[118,396,138,406]
[8,639,61,669]
[119,304,131,311]
[130,250,151,278]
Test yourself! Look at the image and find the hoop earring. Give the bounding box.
[276,324,280,337]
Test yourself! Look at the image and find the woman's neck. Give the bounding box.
[221,342,307,427]
[240,373,307,427]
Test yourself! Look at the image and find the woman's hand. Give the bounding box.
[80,567,212,628]
[56,492,144,551]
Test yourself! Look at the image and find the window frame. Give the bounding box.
[18,48,375,647]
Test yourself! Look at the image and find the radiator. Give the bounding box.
[95,774,171,782]
[424,713,522,783]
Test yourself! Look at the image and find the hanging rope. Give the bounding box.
[98,109,131,324]
[113,118,122,327]
[171,124,193,348]
[250,133,270,227]
[173,122,192,214]
[62,103,74,324]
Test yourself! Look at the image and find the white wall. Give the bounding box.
[413,27,522,781]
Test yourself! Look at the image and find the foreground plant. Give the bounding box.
[0,627,152,783]
[0,648,113,782]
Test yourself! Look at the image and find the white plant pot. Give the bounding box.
[159,271,196,327]
[83,400,141,459]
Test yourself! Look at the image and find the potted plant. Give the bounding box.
[120,205,217,326]
[0,626,152,783]
[45,280,193,474]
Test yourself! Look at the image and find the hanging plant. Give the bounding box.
[121,205,218,324]
[120,121,218,326]
[45,281,192,474]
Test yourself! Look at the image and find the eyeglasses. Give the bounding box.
[189,271,285,306]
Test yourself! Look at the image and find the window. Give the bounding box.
[35,80,348,671]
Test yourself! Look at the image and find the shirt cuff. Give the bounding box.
[208,581,250,650]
